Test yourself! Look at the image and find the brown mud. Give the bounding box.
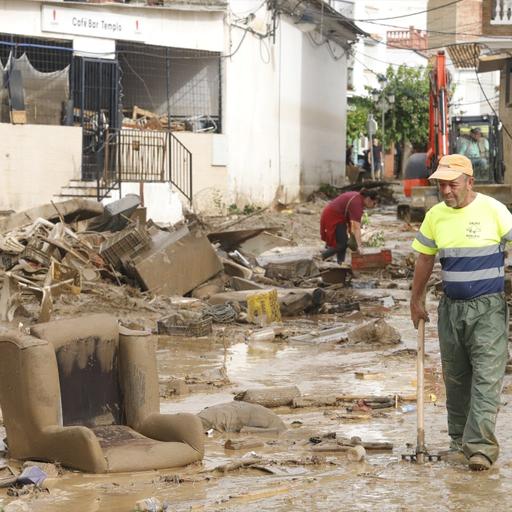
[2,202,512,511]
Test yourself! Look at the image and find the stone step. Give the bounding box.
[67,180,119,189]
[55,189,112,200]
[54,195,110,201]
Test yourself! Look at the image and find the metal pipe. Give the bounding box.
[381,107,385,179]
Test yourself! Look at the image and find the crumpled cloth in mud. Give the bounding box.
[197,401,287,433]
[347,318,401,345]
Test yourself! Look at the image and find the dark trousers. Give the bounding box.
[438,293,508,463]
[321,223,348,263]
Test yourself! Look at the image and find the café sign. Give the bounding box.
[41,5,144,40]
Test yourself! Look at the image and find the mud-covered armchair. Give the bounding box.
[0,314,204,473]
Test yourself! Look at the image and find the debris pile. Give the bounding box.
[0,196,372,327]
[0,196,225,324]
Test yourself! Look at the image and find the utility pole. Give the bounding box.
[367,114,378,180]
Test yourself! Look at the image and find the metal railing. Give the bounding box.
[101,128,193,203]
[169,133,193,202]
[491,0,512,23]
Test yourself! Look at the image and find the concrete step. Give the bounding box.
[59,187,102,197]
[68,179,96,188]
[67,180,119,189]
[54,193,111,200]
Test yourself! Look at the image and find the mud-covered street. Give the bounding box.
[2,196,512,512]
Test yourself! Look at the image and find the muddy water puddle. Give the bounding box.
[3,211,512,511]
[6,318,512,512]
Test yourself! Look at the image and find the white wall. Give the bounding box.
[174,132,230,213]
[298,27,347,193]
[104,183,184,225]
[224,16,280,206]
[0,124,82,212]
[450,68,500,116]
[225,6,348,206]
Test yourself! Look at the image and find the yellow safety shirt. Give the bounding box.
[412,193,512,299]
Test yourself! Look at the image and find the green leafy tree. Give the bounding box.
[346,96,372,144]
[374,65,430,151]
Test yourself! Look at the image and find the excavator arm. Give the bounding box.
[426,51,450,173]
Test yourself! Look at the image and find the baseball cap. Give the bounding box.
[429,154,473,181]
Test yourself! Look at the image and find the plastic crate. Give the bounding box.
[351,249,392,270]
[99,226,150,270]
[247,289,282,325]
[21,240,52,267]
[157,313,212,337]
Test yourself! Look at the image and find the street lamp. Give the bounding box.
[371,87,395,178]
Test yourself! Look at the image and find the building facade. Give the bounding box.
[0,0,362,220]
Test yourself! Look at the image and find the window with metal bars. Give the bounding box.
[0,33,73,125]
[117,41,222,133]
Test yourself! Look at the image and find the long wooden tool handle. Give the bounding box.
[416,318,426,463]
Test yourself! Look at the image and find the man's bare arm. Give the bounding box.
[410,253,435,328]
[350,220,362,250]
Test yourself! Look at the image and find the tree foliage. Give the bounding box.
[346,96,372,143]
[375,65,430,150]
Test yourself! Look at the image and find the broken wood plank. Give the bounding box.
[292,395,338,408]
[311,443,350,453]
[224,438,265,451]
[132,105,159,120]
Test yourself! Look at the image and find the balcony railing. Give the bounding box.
[491,0,512,24]
[387,26,428,51]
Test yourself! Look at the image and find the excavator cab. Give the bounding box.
[450,114,504,184]
[398,51,509,221]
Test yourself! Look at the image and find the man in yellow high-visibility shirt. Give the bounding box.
[410,154,512,471]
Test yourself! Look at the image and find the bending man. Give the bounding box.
[410,154,512,471]
[320,188,379,264]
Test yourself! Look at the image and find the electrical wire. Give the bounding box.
[307,29,347,61]
[356,50,427,68]
[354,50,500,85]
[228,0,268,21]
[327,40,346,61]
[451,95,499,107]
[470,45,512,140]
[221,28,252,59]
[0,34,250,61]
[363,19,490,39]
[308,31,325,47]
[282,0,463,23]
[290,0,307,16]
[352,54,382,77]
[474,68,512,140]
[361,30,492,57]
[351,0,463,22]
[259,35,271,64]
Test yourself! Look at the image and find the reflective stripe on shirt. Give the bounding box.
[411,193,512,300]
[415,231,437,248]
